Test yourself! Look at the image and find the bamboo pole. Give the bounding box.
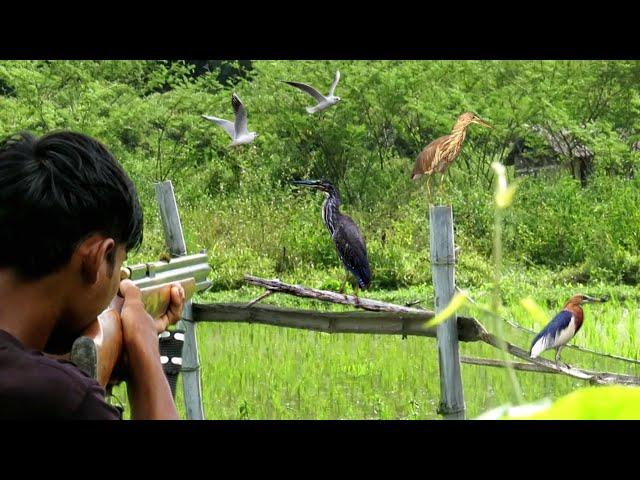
[430,205,465,420]
[155,181,205,420]
[460,356,640,384]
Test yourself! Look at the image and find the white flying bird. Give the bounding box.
[282,70,342,114]
[202,93,258,146]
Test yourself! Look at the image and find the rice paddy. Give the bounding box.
[113,276,640,420]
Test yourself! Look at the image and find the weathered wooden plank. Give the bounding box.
[192,302,640,387]
[192,302,485,341]
[155,181,204,420]
[430,205,465,420]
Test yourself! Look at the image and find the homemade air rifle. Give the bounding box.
[69,252,211,391]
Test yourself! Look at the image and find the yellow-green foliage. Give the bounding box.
[1,60,639,288]
[500,386,640,420]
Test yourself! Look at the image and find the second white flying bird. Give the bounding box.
[282,70,342,114]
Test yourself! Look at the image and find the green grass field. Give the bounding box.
[110,170,640,420]
[113,274,640,420]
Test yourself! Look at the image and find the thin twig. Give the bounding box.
[246,290,273,308]
[461,356,558,373]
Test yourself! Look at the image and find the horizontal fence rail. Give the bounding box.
[192,302,640,387]
[192,302,485,341]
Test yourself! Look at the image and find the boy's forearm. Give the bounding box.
[126,349,179,420]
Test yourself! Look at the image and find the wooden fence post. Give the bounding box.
[429,205,465,420]
[155,181,205,420]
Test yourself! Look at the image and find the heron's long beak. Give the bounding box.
[583,295,608,304]
[474,117,493,129]
[290,179,322,188]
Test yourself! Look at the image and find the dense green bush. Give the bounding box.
[1,60,639,289]
[505,174,640,283]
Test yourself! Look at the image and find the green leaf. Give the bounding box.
[519,297,549,325]
[495,387,640,420]
[424,292,469,328]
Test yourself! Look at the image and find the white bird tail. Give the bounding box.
[529,337,547,358]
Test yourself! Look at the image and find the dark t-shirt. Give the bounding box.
[0,329,122,419]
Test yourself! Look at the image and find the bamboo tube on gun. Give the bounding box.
[71,267,196,388]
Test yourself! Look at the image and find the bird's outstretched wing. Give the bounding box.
[201,115,235,139]
[328,70,340,96]
[332,215,371,289]
[530,310,574,357]
[411,135,448,180]
[231,93,249,136]
[281,81,326,103]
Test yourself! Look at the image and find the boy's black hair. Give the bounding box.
[0,131,143,280]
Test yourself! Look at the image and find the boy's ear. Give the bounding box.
[79,236,116,285]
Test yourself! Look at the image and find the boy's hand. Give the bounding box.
[154,283,186,332]
[117,279,182,420]
[118,279,156,354]
[118,280,186,368]
[119,280,185,336]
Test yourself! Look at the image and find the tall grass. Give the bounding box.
[110,163,640,420]
[111,276,639,419]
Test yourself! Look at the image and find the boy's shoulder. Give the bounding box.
[0,329,122,420]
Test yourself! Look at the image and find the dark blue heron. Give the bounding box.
[291,179,371,295]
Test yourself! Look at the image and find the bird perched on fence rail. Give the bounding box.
[411,112,492,197]
[529,294,607,367]
[290,179,371,296]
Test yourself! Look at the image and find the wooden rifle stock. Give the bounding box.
[71,276,196,388]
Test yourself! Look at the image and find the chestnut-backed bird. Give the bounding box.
[530,294,607,367]
[411,112,492,197]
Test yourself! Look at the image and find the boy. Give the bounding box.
[0,131,185,419]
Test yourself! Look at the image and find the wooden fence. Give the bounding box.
[152,180,640,421]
